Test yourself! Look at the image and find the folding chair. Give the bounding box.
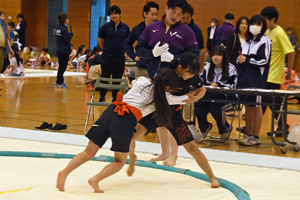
[84,77,128,133]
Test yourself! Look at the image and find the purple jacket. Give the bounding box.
[136,19,199,79]
[213,22,235,48]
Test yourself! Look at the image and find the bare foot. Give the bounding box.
[163,155,178,167]
[88,177,104,193]
[149,154,170,162]
[56,170,67,191]
[210,177,220,188]
[127,154,137,177]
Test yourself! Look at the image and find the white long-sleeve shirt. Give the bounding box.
[123,77,188,117]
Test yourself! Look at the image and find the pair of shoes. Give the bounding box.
[219,125,232,143]
[51,123,67,131]
[267,124,290,137]
[239,135,261,146]
[35,122,52,130]
[99,97,105,102]
[202,123,213,138]
[54,83,68,88]
[188,125,203,143]
[35,122,67,131]
[236,126,247,134]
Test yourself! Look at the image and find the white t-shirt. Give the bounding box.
[123,77,188,117]
[70,49,76,57]
[9,57,24,74]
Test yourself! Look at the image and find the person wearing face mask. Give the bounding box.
[125,2,159,78]
[237,14,272,146]
[226,16,249,73]
[207,18,217,52]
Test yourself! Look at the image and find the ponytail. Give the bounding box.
[169,58,179,70]
[152,69,180,127]
[12,47,20,67]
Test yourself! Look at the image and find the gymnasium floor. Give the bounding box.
[0,70,300,199]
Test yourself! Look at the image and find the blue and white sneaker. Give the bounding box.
[55,83,67,88]
[61,83,68,88]
[55,83,62,88]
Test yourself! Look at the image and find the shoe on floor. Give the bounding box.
[50,123,67,131]
[55,83,67,88]
[99,97,105,102]
[236,126,247,134]
[239,135,261,146]
[202,123,213,138]
[219,125,232,143]
[188,125,203,143]
[35,122,52,130]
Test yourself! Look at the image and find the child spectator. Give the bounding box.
[195,45,237,143]
[79,49,92,69]
[7,22,20,51]
[22,47,34,66]
[69,44,76,62]
[3,48,25,76]
[88,54,102,87]
[86,46,102,78]
[35,48,51,67]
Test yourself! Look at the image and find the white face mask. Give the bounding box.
[211,22,215,27]
[249,25,261,36]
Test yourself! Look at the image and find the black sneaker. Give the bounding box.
[50,123,67,131]
[35,122,52,130]
[236,126,247,134]
[99,97,105,102]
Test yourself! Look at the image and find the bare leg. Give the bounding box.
[163,131,178,167]
[245,105,254,135]
[88,151,128,193]
[127,123,148,176]
[56,140,99,191]
[150,127,171,161]
[252,107,263,137]
[183,141,220,188]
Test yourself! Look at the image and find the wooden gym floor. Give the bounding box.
[0,72,300,158]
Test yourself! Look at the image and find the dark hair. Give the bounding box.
[17,13,25,19]
[42,48,48,52]
[207,51,212,57]
[143,2,159,18]
[92,46,102,55]
[287,27,292,31]
[8,22,15,28]
[76,46,84,57]
[108,5,121,15]
[0,11,5,16]
[185,3,194,16]
[17,13,27,27]
[11,47,20,67]
[246,14,267,42]
[27,47,32,52]
[170,52,200,75]
[152,69,180,127]
[167,0,188,13]
[235,16,249,33]
[208,45,229,82]
[225,13,234,20]
[211,18,217,23]
[93,54,102,65]
[84,49,91,55]
[57,13,68,25]
[261,6,279,23]
[70,43,73,47]
[84,49,92,61]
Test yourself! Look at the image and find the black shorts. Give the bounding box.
[86,105,137,153]
[138,105,194,145]
[240,95,262,107]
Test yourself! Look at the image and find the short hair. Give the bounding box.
[185,3,194,16]
[28,47,32,52]
[246,14,267,42]
[211,18,217,23]
[17,13,25,19]
[8,22,15,28]
[93,46,102,52]
[225,13,234,20]
[57,13,68,25]
[93,54,102,65]
[143,2,159,18]
[167,0,188,13]
[42,48,48,52]
[235,16,249,33]
[0,11,5,17]
[70,44,73,47]
[108,5,121,15]
[287,27,292,31]
[261,6,279,23]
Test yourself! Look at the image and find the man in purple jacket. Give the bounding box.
[135,0,199,79]
[213,13,235,48]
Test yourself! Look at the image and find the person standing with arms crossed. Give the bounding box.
[125,1,159,78]
[55,13,73,88]
[98,5,130,102]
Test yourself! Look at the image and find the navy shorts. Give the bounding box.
[138,105,194,145]
[240,95,262,107]
[86,105,137,152]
